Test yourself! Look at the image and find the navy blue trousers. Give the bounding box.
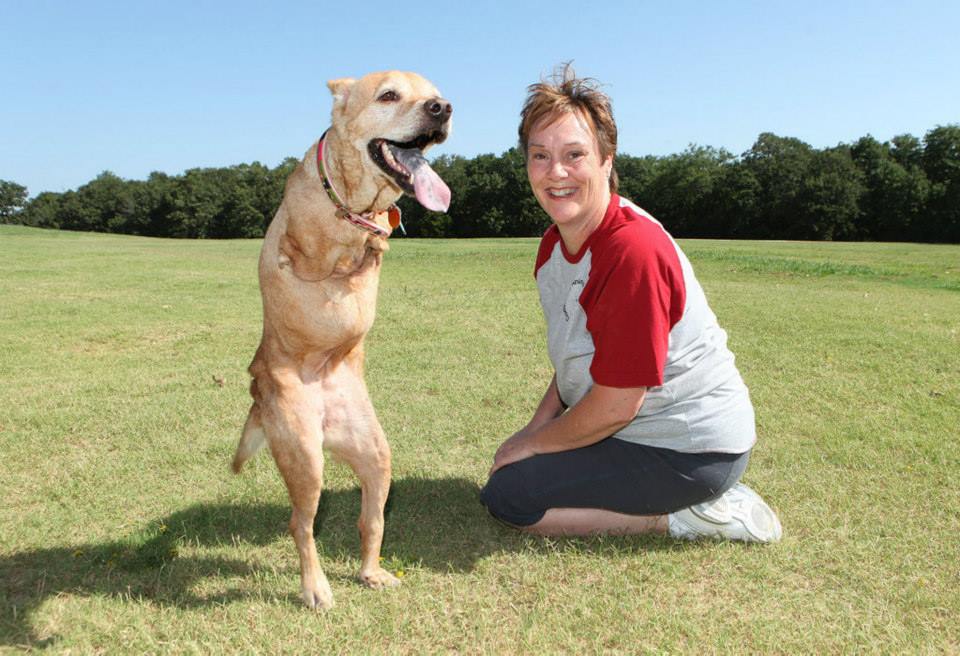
[480,438,749,527]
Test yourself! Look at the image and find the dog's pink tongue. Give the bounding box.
[392,146,452,213]
[412,163,451,213]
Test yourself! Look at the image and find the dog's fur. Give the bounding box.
[231,71,451,609]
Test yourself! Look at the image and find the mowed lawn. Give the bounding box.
[1,224,958,653]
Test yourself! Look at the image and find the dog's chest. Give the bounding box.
[297,265,382,347]
[332,243,383,278]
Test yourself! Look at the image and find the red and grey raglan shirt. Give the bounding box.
[534,194,756,454]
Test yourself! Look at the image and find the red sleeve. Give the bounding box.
[534,225,561,278]
[581,224,685,388]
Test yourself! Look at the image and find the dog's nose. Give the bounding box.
[425,97,452,122]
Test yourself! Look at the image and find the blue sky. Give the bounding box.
[2,0,958,196]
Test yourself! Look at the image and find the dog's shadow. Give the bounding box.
[1,475,667,647]
[0,477,490,646]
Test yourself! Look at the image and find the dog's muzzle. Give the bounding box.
[368,99,453,212]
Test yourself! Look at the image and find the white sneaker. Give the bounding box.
[668,483,782,543]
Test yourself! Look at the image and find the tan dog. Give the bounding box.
[231,71,452,609]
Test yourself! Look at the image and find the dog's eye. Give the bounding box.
[378,90,400,103]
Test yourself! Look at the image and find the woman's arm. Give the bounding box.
[488,375,563,475]
[524,373,566,433]
[490,382,646,475]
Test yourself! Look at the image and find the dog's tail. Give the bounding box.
[232,404,266,473]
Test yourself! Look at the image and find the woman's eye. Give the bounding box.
[569,151,584,160]
[378,90,399,102]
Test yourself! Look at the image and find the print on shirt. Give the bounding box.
[562,279,585,322]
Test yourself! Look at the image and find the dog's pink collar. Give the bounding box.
[317,132,400,238]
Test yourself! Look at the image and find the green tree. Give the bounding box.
[706,161,761,238]
[614,154,659,209]
[209,185,263,238]
[922,125,960,185]
[18,191,63,228]
[10,125,959,242]
[498,148,549,237]
[851,136,930,241]
[451,154,507,237]
[0,180,28,222]
[797,147,864,240]
[921,125,960,242]
[134,171,178,237]
[43,172,137,233]
[742,133,815,239]
[890,133,924,170]
[642,145,731,237]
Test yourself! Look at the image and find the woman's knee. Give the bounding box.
[479,466,545,527]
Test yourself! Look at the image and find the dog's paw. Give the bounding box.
[360,567,401,589]
[301,578,335,610]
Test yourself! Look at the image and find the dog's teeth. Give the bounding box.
[380,142,410,178]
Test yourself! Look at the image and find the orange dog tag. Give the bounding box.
[388,206,401,229]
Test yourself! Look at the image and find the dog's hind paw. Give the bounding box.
[360,567,401,589]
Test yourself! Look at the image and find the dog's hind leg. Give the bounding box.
[350,426,399,589]
[322,362,400,590]
[260,372,334,610]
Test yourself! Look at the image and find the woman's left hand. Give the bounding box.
[489,429,538,477]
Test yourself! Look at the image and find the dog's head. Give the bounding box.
[327,71,452,212]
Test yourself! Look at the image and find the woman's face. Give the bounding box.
[526,111,613,232]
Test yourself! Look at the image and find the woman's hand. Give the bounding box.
[489,428,538,477]
[488,383,648,478]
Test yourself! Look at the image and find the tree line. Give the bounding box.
[3,125,958,243]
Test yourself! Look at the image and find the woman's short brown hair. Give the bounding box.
[518,63,619,193]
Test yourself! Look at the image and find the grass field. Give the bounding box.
[1,224,958,653]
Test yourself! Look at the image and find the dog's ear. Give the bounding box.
[327,78,356,111]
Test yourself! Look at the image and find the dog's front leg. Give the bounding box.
[262,376,334,610]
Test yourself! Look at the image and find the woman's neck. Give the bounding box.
[558,190,611,255]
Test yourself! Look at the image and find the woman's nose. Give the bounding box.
[548,159,567,179]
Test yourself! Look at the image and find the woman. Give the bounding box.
[479,65,782,541]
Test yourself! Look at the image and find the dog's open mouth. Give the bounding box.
[368,132,451,212]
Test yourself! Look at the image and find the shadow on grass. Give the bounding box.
[1,475,671,647]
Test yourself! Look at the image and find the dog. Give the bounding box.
[231,71,452,609]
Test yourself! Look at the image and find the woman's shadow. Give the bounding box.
[0,476,511,647]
